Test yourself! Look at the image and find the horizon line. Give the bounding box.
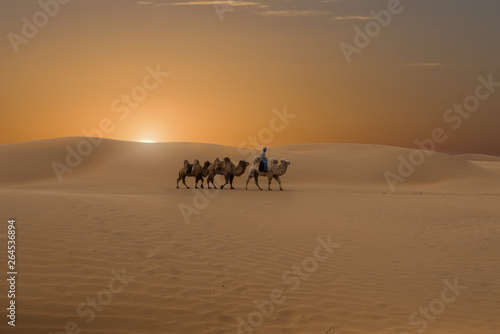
[0,136,498,157]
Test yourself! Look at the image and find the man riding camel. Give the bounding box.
[260,147,268,171]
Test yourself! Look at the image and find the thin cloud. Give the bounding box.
[137,1,169,6]
[168,1,264,6]
[407,63,443,67]
[260,10,331,17]
[331,15,373,21]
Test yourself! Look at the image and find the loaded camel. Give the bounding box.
[206,158,223,189]
[245,157,291,191]
[176,159,211,189]
[218,157,250,189]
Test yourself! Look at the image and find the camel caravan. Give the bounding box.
[176,156,291,191]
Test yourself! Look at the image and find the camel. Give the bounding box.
[176,159,211,189]
[245,157,291,191]
[218,157,250,189]
[206,158,223,189]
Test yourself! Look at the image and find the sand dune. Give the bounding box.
[1,138,499,191]
[455,153,500,162]
[1,138,499,334]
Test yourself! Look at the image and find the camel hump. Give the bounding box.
[252,156,261,164]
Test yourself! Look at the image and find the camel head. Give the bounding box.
[238,160,250,168]
[183,160,189,165]
[203,161,211,169]
[232,160,250,176]
[223,157,231,163]
[280,158,291,166]
[193,159,200,165]
[278,158,291,175]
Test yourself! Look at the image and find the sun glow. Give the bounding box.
[138,139,156,143]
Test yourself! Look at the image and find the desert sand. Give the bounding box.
[1,137,500,334]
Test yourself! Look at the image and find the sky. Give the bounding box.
[1,0,500,154]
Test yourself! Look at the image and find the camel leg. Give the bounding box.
[207,175,212,189]
[220,174,229,189]
[230,175,235,189]
[195,176,204,189]
[246,171,257,190]
[176,175,181,189]
[274,175,283,191]
[267,176,273,191]
[255,175,263,190]
[182,176,190,189]
[210,176,218,189]
[245,174,254,190]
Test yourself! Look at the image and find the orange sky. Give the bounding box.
[1,0,500,154]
